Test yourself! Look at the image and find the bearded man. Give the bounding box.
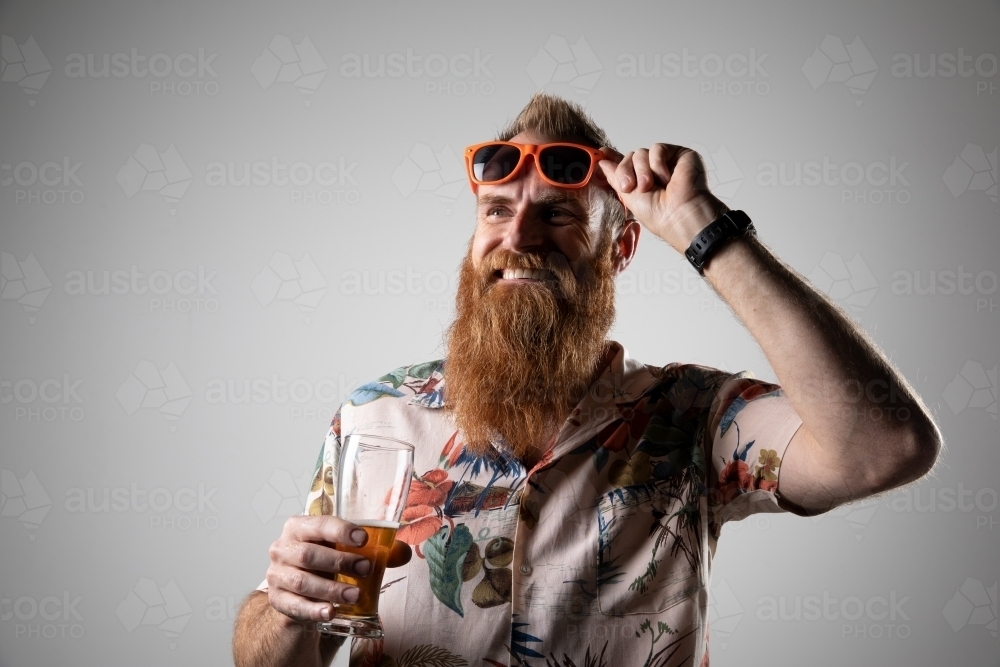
[233,94,940,667]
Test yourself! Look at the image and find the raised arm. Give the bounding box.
[599,145,941,514]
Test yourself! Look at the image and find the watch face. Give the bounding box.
[728,210,752,230]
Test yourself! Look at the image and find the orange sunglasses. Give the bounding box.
[464,141,607,193]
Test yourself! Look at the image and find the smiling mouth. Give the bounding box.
[496,268,556,281]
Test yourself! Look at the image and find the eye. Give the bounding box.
[543,207,576,225]
[481,206,510,220]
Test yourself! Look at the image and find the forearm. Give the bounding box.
[233,591,344,667]
[703,233,940,490]
[602,145,939,508]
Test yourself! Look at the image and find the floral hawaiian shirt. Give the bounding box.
[261,342,802,667]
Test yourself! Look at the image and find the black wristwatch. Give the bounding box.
[684,210,754,275]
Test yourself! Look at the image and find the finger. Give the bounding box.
[616,151,637,193]
[268,588,338,624]
[597,159,622,192]
[599,146,624,162]
[631,149,654,192]
[648,144,674,186]
[659,144,707,188]
[288,515,368,548]
[271,538,373,577]
[269,565,362,607]
[652,144,689,168]
[387,540,412,568]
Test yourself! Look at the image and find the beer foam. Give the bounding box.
[352,519,400,529]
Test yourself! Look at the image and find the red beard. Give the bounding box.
[444,232,618,460]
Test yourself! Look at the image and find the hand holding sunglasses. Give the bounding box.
[595,143,730,254]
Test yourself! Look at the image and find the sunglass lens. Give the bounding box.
[539,146,592,184]
[472,144,522,182]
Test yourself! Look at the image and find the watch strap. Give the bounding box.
[684,209,754,275]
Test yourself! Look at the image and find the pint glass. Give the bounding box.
[317,433,414,639]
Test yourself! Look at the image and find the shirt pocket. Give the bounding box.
[595,481,704,616]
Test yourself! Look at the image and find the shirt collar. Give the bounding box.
[407,341,658,409]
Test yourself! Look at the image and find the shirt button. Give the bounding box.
[519,563,533,576]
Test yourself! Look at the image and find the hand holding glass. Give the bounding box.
[316,434,414,639]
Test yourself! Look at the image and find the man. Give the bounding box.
[233,93,940,667]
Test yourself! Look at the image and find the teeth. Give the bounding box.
[501,268,553,280]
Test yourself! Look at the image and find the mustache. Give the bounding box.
[478,249,576,283]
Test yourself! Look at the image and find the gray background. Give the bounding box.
[1,0,997,665]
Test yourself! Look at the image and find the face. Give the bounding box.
[470,131,629,282]
[446,132,636,459]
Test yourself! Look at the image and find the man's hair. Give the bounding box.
[495,93,626,235]
[496,92,617,152]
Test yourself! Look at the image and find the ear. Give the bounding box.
[613,220,640,274]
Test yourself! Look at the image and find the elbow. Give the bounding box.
[886,414,943,489]
[909,412,943,475]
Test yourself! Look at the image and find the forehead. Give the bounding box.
[509,130,548,144]
[507,130,589,146]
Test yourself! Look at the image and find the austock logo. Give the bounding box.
[116,143,192,214]
[1,591,84,640]
[755,155,910,204]
[943,578,997,636]
[707,578,744,649]
[808,498,880,541]
[942,360,997,420]
[203,156,359,204]
[392,144,466,214]
[64,47,219,96]
[808,252,879,314]
[1,374,85,422]
[115,360,193,427]
[527,35,602,96]
[64,481,220,531]
[251,252,327,324]
[890,266,997,297]
[1,469,51,540]
[891,49,998,96]
[802,35,878,106]
[888,482,997,531]
[616,47,770,97]
[251,468,313,522]
[1,251,51,323]
[340,46,495,96]
[943,143,997,203]
[204,373,358,422]
[690,144,743,201]
[63,264,220,314]
[2,156,85,205]
[1,35,52,105]
[756,589,911,640]
[251,35,327,106]
[116,578,192,649]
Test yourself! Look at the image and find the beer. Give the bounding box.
[334,520,398,618]
[317,433,413,639]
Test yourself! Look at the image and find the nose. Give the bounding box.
[499,161,550,254]
[501,209,547,253]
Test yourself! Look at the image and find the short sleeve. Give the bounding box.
[706,374,803,530]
